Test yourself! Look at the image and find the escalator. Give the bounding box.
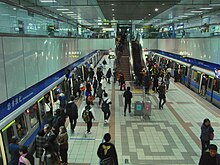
[131,40,144,83]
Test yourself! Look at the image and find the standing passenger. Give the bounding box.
[123,87,133,116]
[93,77,98,97]
[35,129,46,164]
[18,145,34,165]
[57,126,68,165]
[200,118,214,155]
[9,136,20,165]
[158,82,166,110]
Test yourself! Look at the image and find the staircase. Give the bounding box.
[117,42,131,81]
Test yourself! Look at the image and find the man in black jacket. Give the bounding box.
[97,133,118,165]
[199,144,220,165]
[123,87,133,116]
[66,96,78,133]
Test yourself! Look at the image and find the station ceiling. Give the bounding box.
[3,0,220,26]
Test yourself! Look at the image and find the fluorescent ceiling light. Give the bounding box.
[62,11,74,14]
[184,13,195,16]
[40,0,56,2]
[50,5,63,8]
[179,15,188,18]
[209,4,220,6]
[67,13,77,16]
[155,8,158,11]
[112,9,114,11]
[191,10,202,13]
[200,7,213,10]
[56,8,69,11]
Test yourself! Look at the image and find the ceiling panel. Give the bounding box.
[97,0,181,20]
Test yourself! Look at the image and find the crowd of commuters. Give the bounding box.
[8,49,216,165]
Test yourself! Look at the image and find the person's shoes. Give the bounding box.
[124,113,126,116]
[104,120,107,123]
[129,111,131,113]
[161,106,163,109]
[87,131,92,134]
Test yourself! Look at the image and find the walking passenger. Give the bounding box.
[35,129,46,164]
[93,77,98,97]
[199,144,220,165]
[82,102,96,134]
[97,133,118,165]
[152,74,159,93]
[57,126,68,165]
[66,96,78,133]
[165,72,171,90]
[158,82,166,110]
[106,68,112,84]
[18,145,34,165]
[200,118,214,154]
[97,83,104,106]
[119,73,125,91]
[9,136,20,165]
[101,76,107,90]
[123,87,133,116]
[102,93,112,123]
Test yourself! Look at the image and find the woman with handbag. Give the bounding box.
[200,118,214,155]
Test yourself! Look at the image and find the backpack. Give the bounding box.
[102,99,109,113]
[100,157,115,165]
[82,106,91,123]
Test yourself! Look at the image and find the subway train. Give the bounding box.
[145,50,220,109]
[0,50,106,164]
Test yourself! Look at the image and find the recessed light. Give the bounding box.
[62,11,74,14]
[200,7,213,10]
[56,8,69,11]
[191,10,202,13]
[111,4,114,6]
[113,14,115,16]
[112,8,114,11]
[148,13,151,16]
[162,3,165,5]
[155,8,158,11]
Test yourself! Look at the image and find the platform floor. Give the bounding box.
[66,57,220,165]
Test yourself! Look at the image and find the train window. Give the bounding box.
[15,115,27,139]
[6,126,14,144]
[28,103,39,127]
[193,71,198,81]
[38,100,46,119]
[185,67,188,76]
[213,79,220,93]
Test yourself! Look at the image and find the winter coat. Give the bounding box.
[200,124,214,141]
[57,132,68,150]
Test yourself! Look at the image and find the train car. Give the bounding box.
[150,50,220,110]
[0,50,104,164]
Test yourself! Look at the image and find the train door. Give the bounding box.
[199,74,208,96]
[212,78,220,108]
[2,113,28,164]
[1,122,15,163]
[206,76,214,102]
[0,133,6,164]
